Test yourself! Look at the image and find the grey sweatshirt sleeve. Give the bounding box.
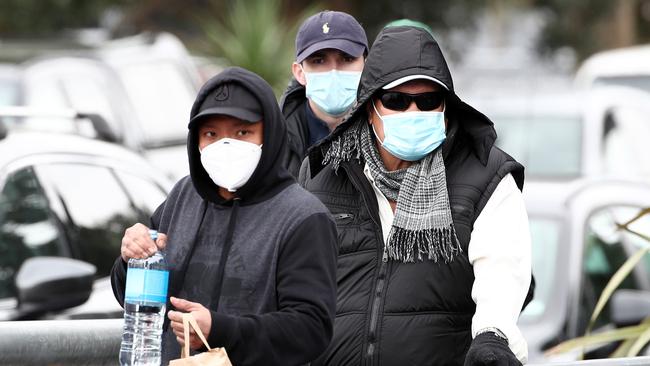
[110,200,166,308]
[207,212,338,365]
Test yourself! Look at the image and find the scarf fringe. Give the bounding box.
[322,119,364,172]
[386,225,462,263]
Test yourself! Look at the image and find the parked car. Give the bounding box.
[465,86,650,180]
[574,44,650,93]
[520,178,650,362]
[21,32,201,180]
[0,108,172,321]
[0,64,22,107]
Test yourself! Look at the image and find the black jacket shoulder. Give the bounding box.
[281,79,309,178]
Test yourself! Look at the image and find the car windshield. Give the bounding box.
[114,60,194,148]
[593,75,650,94]
[0,78,19,106]
[519,217,562,323]
[494,116,582,178]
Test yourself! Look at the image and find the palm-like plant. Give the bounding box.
[546,208,650,358]
[199,0,320,96]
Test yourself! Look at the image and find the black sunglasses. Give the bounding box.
[377,91,446,111]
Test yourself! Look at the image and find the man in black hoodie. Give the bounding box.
[281,10,368,177]
[111,67,338,366]
[299,24,533,365]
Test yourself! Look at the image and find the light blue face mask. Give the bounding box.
[372,101,446,161]
[303,68,362,116]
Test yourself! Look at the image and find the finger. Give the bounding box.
[176,336,185,348]
[173,328,184,339]
[125,242,148,259]
[129,236,158,257]
[136,236,157,256]
[128,224,157,255]
[169,320,183,333]
[167,310,183,323]
[156,233,167,250]
[170,297,202,312]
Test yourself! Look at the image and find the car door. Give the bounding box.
[0,156,167,319]
[565,181,650,343]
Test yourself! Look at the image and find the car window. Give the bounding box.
[114,61,193,147]
[495,116,582,178]
[520,217,561,323]
[35,163,147,278]
[0,78,19,106]
[593,76,650,94]
[602,107,650,179]
[580,205,650,331]
[114,170,166,220]
[0,167,68,299]
[58,75,124,141]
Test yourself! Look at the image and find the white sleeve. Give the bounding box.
[468,174,531,364]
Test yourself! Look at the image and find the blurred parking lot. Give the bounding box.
[1,0,650,365]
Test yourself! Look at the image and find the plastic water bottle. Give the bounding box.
[120,230,169,366]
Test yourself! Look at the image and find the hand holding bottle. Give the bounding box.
[121,223,167,262]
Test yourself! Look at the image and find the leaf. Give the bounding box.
[627,321,650,357]
[617,207,650,230]
[611,338,635,358]
[611,316,650,357]
[197,0,322,96]
[545,323,649,356]
[586,246,650,335]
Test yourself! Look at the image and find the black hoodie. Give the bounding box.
[308,25,500,175]
[111,67,338,366]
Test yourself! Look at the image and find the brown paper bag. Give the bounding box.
[169,313,233,366]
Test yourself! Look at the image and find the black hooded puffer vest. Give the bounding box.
[300,129,523,366]
[298,25,531,365]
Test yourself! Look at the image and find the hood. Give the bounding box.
[187,67,294,206]
[279,77,308,156]
[279,77,306,117]
[313,25,496,166]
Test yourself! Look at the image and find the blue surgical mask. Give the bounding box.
[302,68,362,116]
[372,101,446,161]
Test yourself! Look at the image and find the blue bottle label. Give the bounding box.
[125,268,169,304]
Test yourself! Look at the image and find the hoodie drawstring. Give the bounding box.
[210,197,241,311]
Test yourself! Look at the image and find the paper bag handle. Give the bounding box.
[181,312,212,358]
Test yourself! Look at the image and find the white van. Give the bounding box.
[574,44,650,93]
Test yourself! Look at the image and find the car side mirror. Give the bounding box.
[14,257,96,320]
[610,289,650,327]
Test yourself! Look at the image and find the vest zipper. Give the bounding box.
[333,213,354,220]
[343,163,390,364]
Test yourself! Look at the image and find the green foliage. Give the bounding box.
[0,0,129,37]
[533,0,650,60]
[198,0,320,96]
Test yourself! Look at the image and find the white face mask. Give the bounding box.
[200,138,262,192]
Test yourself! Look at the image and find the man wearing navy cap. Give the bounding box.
[280,10,368,177]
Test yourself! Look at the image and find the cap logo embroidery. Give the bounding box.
[322,22,330,34]
[214,84,229,101]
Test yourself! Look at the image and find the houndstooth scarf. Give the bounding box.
[323,118,461,263]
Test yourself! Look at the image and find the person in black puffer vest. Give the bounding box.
[299,21,535,366]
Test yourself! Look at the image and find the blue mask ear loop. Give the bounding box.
[370,100,386,145]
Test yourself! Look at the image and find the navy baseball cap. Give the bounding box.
[189,82,262,128]
[295,11,368,63]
